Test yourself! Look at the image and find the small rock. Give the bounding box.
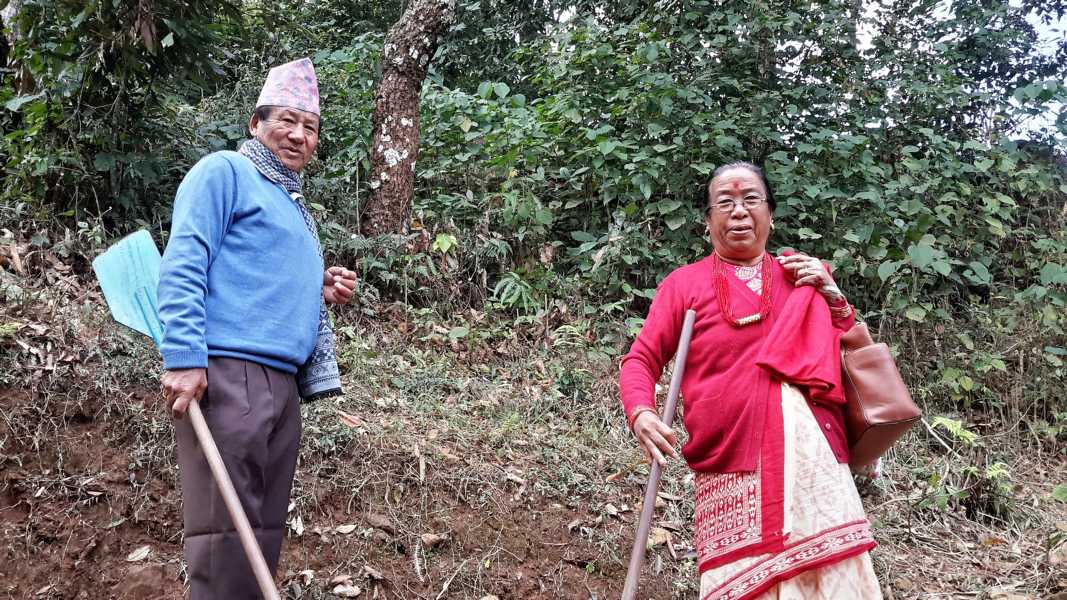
[365,513,395,535]
[420,533,448,549]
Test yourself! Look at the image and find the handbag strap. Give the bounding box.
[841,322,875,354]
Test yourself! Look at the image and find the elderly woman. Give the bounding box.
[619,162,882,599]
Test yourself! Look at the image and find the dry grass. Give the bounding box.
[0,266,1065,599]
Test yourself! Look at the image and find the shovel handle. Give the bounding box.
[621,309,697,600]
[187,400,281,600]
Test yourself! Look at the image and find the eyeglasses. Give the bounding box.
[711,197,766,213]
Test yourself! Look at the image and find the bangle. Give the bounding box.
[829,302,853,319]
[627,406,657,433]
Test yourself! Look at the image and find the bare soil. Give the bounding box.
[1,268,1065,599]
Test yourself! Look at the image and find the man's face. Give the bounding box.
[248,107,320,172]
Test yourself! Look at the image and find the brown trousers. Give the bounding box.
[174,357,301,599]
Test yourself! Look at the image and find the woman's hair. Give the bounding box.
[699,161,777,213]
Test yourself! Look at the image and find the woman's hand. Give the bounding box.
[632,410,679,466]
[777,253,845,303]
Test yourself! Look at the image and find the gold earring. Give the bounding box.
[770,221,776,231]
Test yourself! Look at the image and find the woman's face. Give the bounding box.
[704,167,772,263]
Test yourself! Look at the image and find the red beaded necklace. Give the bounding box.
[713,252,773,327]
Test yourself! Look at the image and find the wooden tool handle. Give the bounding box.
[187,401,281,600]
[621,309,697,600]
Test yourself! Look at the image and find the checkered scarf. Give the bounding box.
[239,139,341,401]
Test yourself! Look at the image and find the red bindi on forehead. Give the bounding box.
[731,181,742,194]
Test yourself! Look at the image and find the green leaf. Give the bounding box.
[957,333,974,350]
[797,227,822,240]
[878,261,902,282]
[907,243,935,269]
[161,32,175,48]
[904,305,927,322]
[597,140,619,156]
[966,261,991,284]
[664,214,687,231]
[3,93,44,112]
[1040,263,1067,285]
[477,82,493,98]
[1053,484,1067,503]
[93,153,117,171]
[658,200,682,214]
[493,83,510,98]
[447,326,469,341]
[432,233,456,254]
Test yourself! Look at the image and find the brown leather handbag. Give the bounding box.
[840,323,921,469]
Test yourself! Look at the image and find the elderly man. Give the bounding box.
[158,58,355,598]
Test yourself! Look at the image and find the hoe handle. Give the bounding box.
[621,309,697,600]
[188,401,281,600]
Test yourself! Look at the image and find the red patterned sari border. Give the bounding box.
[700,519,876,600]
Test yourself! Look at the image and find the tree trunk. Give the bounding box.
[361,0,456,236]
[2,0,35,93]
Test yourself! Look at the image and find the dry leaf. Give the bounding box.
[566,518,582,532]
[504,471,525,486]
[1050,542,1067,566]
[363,565,384,580]
[297,570,315,585]
[126,545,151,562]
[337,410,365,428]
[437,447,461,463]
[647,527,672,548]
[332,584,362,597]
[336,524,358,535]
[330,574,354,585]
[603,503,619,517]
[658,521,684,532]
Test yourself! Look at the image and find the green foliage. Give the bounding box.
[3,1,1066,423]
[0,0,242,223]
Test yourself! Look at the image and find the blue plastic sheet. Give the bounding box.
[92,230,164,347]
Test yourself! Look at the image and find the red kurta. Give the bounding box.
[619,255,855,473]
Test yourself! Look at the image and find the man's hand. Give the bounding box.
[323,266,357,305]
[161,368,207,419]
[632,411,679,466]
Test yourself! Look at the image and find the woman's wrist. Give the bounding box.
[627,406,657,432]
[819,281,853,318]
[819,280,846,305]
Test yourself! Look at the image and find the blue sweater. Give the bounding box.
[158,151,323,374]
